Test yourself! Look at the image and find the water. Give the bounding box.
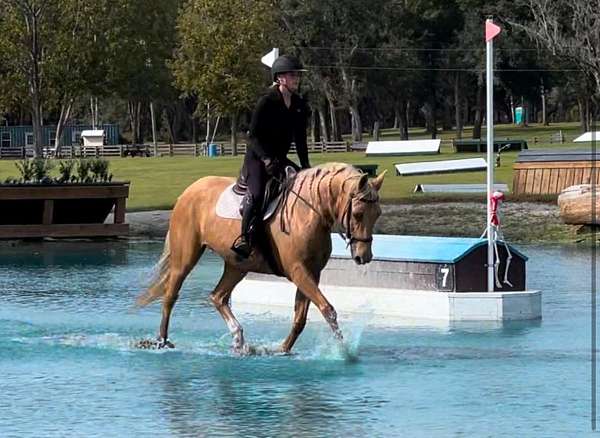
[0,241,595,437]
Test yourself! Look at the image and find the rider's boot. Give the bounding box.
[231,195,258,259]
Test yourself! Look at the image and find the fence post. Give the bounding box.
[169,143,173,157]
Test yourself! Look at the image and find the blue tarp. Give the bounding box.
[331,234,527,263]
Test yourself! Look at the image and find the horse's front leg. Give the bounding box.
[280,289,311,353]
[288,264,343,342]
[209,264,248,353]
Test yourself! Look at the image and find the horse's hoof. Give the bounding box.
[232,343,253,356]
[135,339,158,349]
[157,338,175,349]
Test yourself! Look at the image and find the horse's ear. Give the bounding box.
[371,169,387,191]
[358,173,369,191]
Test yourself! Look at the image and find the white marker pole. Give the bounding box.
[486,19,501,292]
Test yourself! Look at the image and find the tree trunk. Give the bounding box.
[191,116,197,143]
[310,109,318,143]
[26,6,44,157]
[472,76,485,139]
[509,95,515,124]
[327,97,340,141]
[541,80,548,126]
[442,99,453,131]
[586,98,592,131]
[372,120,380,141]
[454,72,462,139]
[31,99,44,157]
[349,104,363,142]
[128,101,136,143]
[150,102,157,151]
[422,103,437,139]
[54,98,73,157]
[397,101,408,140]
[128,101,143,143]
[340,66,362,142]
[393,108,399,129]
[318,106,329,142]
[230,112,238,155]
[90,97,99,129]
[165,108,177,144]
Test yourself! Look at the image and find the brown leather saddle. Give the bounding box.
[232,166,297,216]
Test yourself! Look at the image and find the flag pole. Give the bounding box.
[486,19,500,292]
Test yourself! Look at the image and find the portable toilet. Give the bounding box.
[81,130,104,147]
[514,107,525,125]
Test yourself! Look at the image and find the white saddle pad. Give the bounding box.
[215,183,282,220]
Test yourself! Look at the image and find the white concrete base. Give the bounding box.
[231,279,542,323]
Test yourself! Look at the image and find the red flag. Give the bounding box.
[485,20,501,42]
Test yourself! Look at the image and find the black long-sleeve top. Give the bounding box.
[247,86,310,169]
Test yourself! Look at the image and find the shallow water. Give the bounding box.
[0,240,595,437]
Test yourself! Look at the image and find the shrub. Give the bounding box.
[89,158,110,182]
[58,160,75,183]
[76,158,92,183]
[15,158,53,183]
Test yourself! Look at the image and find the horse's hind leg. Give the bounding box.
[209,264,247,352]
[158,239,205,348]
[280,289,311,353]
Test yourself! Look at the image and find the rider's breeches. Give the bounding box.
[240,155,267,238]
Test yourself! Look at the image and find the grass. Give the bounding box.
[0,122,591,211]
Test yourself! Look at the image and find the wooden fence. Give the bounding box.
[1,141,352,159]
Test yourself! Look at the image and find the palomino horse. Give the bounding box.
[137,163,385,353]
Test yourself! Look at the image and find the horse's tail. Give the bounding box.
[136,232,171,307]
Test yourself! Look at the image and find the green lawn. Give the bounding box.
[0,122,590,211]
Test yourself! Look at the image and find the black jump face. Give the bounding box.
[354,164,379,177]
[454,140,528,153]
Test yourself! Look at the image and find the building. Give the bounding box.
[0,124,120,149]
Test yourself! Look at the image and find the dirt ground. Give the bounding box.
[123,201,585,244]
[375,202,576,243]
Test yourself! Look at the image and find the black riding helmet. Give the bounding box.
[271,55,307,82]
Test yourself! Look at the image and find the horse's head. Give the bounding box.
[342,170,386,265]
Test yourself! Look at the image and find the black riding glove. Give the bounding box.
[262,157,280,176]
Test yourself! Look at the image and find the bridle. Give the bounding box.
[339,191,378,248]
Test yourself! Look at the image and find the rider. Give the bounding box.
[231,54,311,258]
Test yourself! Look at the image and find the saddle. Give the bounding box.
[215,166,297,220]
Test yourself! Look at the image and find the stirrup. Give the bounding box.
[231,235,252,258]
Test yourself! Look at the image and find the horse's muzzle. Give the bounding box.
[351,245,372,265]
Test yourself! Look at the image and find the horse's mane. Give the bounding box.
[285,163,376,224]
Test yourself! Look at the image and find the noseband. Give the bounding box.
[339,192,378,247]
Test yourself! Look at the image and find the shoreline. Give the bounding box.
[120,202,585,244]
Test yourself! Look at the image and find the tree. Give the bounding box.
[172,0,278,151]
[47,0,114,153]
[105,0,180,144]
[280,0,388,142]
[0,0,114,155]
[0,1,58,156]
[516,0,600,107]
